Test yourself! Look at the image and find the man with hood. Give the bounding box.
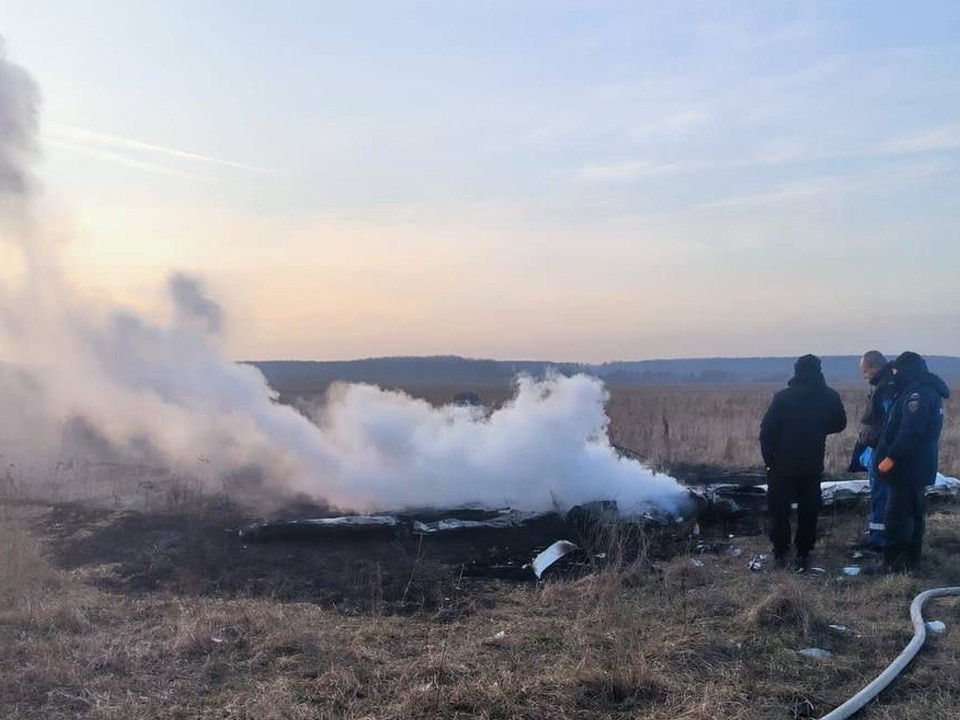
[760,354,847,571]
[872,351,950,572]
[853,351,897,550]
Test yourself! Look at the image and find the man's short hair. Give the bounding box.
[860,350,887,369]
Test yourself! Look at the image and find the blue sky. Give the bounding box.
[4,1,960,360]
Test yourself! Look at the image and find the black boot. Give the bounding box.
[905,544,922,570]
[861,560,893,576]
[881,545,911,574]
[861,545,912,575]
[794,552,810,573]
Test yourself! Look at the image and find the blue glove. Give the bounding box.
[859,446,874,470]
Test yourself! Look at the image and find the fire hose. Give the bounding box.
[818,586,960,720]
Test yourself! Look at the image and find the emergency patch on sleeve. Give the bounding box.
[907,392,921,413]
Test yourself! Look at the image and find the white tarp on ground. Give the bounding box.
[700,471,960,511]
[928,473,960,497]
[820,473,960,503]
[820,479,869,505]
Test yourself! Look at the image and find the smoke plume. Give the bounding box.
[169,272,224,335]
[0,40,37,198]
[0,40,688,516]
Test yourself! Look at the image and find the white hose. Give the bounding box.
[819,586,960,720]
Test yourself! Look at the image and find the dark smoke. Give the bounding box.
[169,272,224,335]
[0,39,39,198]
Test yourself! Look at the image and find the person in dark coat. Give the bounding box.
[760,354,847,570]
[854,351,897,550]
[871,351,950,572]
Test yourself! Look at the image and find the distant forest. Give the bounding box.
[248,355,960,394]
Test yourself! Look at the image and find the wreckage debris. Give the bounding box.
[827,624,858,637]
[238,498,695,546]
[393,506,506,523]
[696,472,960,519]
[238,515,401,542]
[927,473,960,499]
[236,500,684,581]
[240,472,960,546]
[233,470,960,582]
[412,510,568,537]
[798,648,834,660]
[704,485,768,516]
[530,540,580,579]
[458,539,588,581]
[792,698,816,718]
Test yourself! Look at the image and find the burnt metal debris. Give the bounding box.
[238,515,401,542]
[695,473,960,521]
[238,500,689,581]
[531,540,580,579]
[237,473,960,581]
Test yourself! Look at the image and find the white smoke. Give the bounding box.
[0,40,688,516]
[306,375,686,514]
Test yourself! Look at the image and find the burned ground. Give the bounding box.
[35,502,492,614]
[4,490,960,719]
[32,499,694,616]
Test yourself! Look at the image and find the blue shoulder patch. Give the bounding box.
[906,392,922,413]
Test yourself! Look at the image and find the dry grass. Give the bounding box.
[604,384,954,476]
[4,496,960,719]
[410,383,958,477]
[3,383,960,718]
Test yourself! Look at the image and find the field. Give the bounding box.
[409,382,959,478]
[2,383,959,719]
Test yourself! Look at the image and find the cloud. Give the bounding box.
[628,109,710,141]
[877,123,960,155]
[697,160,949,211]
[44,123,270,174]
[45,137,218,182]
[697,180,833,210]
[693,10,821,53]
[577,160,679,182]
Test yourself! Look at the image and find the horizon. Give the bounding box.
[243,352,960,364]
[4,3,960,360]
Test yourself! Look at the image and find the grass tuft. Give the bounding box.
[748,580,824,637]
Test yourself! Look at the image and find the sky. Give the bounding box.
[3,0,960,362]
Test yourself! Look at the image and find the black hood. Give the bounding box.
[788,372,826,388]
[921,372,951,400]
[890,350,928,375]
[789,353,825,387]
[892,351,928,381]
[892,352,950,398]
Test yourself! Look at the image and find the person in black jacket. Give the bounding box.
[760,354,847,570]
[855,351,897,550]
[871,351,950,572]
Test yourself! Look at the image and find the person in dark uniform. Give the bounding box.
[855,351,897,550]
[871,351,949,573]
[760,354,847,571]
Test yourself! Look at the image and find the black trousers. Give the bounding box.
[767,473,821,556]
[884,479,927,567]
